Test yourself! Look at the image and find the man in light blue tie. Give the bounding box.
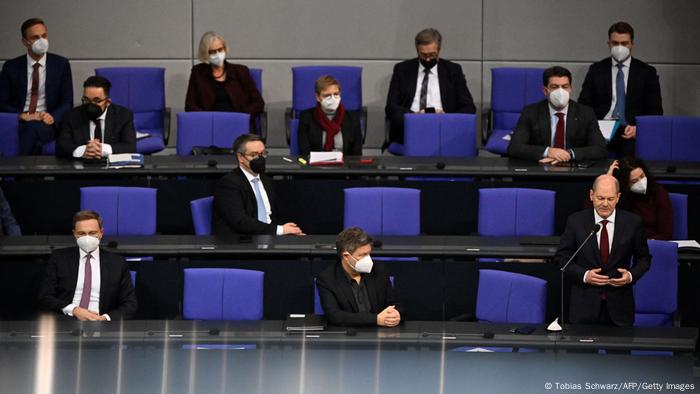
[212,134,304,236]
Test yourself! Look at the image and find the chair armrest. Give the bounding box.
[163,107,172,146]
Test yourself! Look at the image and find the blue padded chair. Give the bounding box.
[314,276,394,315]
[286,66,365,144]
[636,116,700,161]
[394,113,477,157]
[129,270,136,287]
[668,193,688,240]
[478,188,555,237]
[183,268,264,320]
[247,68,267,139]
[343,187,420,236]
[80,186,157,236]
[94,67,168,154]
[485,68,544,155]
[190,196,214,235]
[176,112,250,155]
[0,113,19,156]
[289,118,300,156]
[476,269,547,324]
[634,240,678,327]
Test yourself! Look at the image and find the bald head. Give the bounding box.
[592,174,620,194]
[590,175,620,219]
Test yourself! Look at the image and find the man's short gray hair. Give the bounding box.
[415,28,442,49]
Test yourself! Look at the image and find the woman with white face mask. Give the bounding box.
[297,75,363,157]
[185,31,264,132]
[606,157,673,240]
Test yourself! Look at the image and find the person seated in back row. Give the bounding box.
[298,75,362,157]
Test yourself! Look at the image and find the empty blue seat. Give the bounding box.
[668,193,688,240]
[183,268,264,320]
[176,111,250,155]
[80,186,157,236]
[190,196,214,235]
[478,188,555,236]
[344,187,420,236]
[397,113,477,157]
[476,269,547,324]
[636,116,700,161]
[634,240,678,327]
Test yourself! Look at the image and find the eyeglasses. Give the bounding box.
[81,97,108,105]
[243,150,268,160]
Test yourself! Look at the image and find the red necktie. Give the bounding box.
[79,253,93,309]
[554,112,565,149]
[599,220,609,265]
[28,62,40,114]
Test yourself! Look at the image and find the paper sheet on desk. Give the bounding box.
[598,120,620,142]
[502,132,513,141]
[671,240,700,249]
[136,131,151,140]
[309,151,343,165]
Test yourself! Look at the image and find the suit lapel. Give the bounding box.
[336,265,359,312]
[609,212,625,266]
[565,102,579,146]
[626,59,639,109]
[18,56,29,101]
[603,58,613,102]
[67,247,81,296]
[437,60,449,106]
[98,251,108,313]
[406,59,419,104]
[44,54,54,106]
[538,102,552,144]
[586,211,603,266]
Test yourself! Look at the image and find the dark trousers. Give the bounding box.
[19,120,54,155]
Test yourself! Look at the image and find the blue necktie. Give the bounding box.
[613,63,626,124]
[251,178,267,223]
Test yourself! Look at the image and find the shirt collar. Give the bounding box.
[594,209,616,225]
[418,61,438,75]
[548,103,569,117]
[239,165,260,182]
[611,56,632,68]
[26,53,46,67]
[78,247,100,260]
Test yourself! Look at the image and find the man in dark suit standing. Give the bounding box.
[38,210,137,320]
[555,175,650,326]
[507,66,607,164]
[317,227,402,327]
[0,18,73,155]
[56,76,136,158]
[385,28,476,146]
[212,133,304,236]
[579,22,663,157]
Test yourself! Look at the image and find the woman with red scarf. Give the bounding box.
[297,75,362,156]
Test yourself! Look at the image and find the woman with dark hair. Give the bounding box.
[607,156,673,240]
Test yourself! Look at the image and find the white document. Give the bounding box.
[135,131,151,140]
[598,120,620,142]
[671,240,700,249]
[502,132,512,141]
[309,151,343,164]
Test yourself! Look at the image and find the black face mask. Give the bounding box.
[84,103,105,121]
[249,156,266,174]
[419,58,437,70]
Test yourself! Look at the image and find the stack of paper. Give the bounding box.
[309,151,343,165]
[108,153,144,169]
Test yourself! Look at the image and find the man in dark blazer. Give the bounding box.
[0,186,21,236]
[507,66,607,164]
[212,133,304,236]
[385,28,476,145]
[555,175,650,326]
[0,18,73,154]
[56,76,136,158]
[317,227,402,327]
[578,22,663,156]
[38,210,137,320]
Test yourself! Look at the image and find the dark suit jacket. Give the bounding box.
[555,209,651,326]
[37,247,137,320]
[507,100,607,161]
[0,186,21,236]
[0,53,73,124]
[55,103,137,158]
[385,58,476,144]
[297,108,362,156]
[212,167,278,235]
[185,62,264,130]
[578,57,663,125]
[317,262,402,327]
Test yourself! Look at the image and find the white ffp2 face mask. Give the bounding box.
[209,51,225,67]
[321,95,341,113]
[611,45,631,63]
[76,235,100,253]
[31,38,49,56]
[630,176,648,195]
[347,253,374,274]
[548,88,570,109]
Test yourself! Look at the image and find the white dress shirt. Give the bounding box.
[240,166,283,235]
[62,247,111,320]
[23,53,47,112]
[410,63,442,112]
[320,113,343,151]
[72,106,114,158]
[604,56,631,120]
[542,103,571,158]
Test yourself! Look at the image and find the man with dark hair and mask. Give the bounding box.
[55,76,136,158]
[507,66,607,165]
[38,210,137,320]
[317,227,402,327]
[212,133,304,236]
[0,18,73,155]
[579,21,663,157]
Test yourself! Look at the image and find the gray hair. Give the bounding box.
[415,28,442,49]
[336,227,373,259]
[197,31,228,63]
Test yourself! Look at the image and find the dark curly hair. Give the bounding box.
[613,156,656,198]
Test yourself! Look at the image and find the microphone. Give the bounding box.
[548,223,601,332]
[207,159,218,168]
[436,161,446,170]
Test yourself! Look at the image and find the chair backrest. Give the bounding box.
[478,188,555,236]
[634,240,678,326]
[403,114,477,157]
[491,67,544,131]
[94,67,165,130]
[636,116,700,161]
[289,118,300,156]
[292,66,362,114]
[668,193,688,240]
[183,268,264,320]
[344,187,420,236]
[476,269,547,324]
[80,187,157,236]
[248,68,262,96]
[190,196,214,235]
[0,113,19,157]
[176,112,250,155]
[129,270,136,287]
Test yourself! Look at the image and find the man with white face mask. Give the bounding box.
[317,227,402,327]
[0,18,73,154]
[579,22,663,157]
[297,75,363,156]
[508,66,607,164]
[38,210,137,321]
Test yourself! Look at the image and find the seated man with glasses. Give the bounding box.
[56,76,136,158]
[212,133,304,236]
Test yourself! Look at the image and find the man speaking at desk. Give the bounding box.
[212,133,303,236]
[555,175,650,326]
[317,227,402,327]
[37,210,137,320]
